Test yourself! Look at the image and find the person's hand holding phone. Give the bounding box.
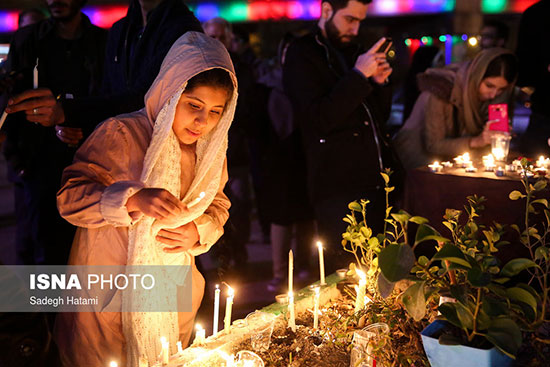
[354,37,393,84]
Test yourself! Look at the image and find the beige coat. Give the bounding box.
[55,32,234,366]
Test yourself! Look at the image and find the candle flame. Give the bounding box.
[195,323,203,331]
[316,241,323,249]
[109,362,118,367]
[288,291,294,298]
[356,269,367,284]
[222,282,234,296]
[199,191,206,199]
[160,336,167,344]
[215,284,219,290]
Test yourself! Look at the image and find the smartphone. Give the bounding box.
[488,104,509,132]
[376,37,393,54]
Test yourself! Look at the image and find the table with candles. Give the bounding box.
[404,153,550,262]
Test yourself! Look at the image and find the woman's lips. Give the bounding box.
[186,129,201,138]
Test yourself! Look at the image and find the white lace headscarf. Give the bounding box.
[121,32,237,367]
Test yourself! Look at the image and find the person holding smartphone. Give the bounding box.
[283,0,401,273]
[393,49,518,169]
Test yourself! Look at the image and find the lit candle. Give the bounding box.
[465,164,477,173]
[33,58,39,89]
[109,362,118,367]
[483,154,496,172]
[313,286,320,329]
[495,166,505,177]
[428,161,442,173]
[194,324,206,345]
[160,336,169,365]
[441,161,453,168]
[288,249,293,294]
[354,270,367,313]
[492,147,505,161]
[187,191,206,208]
[317,241,326,285]
[288,291,296,332]
[213,284,220,337]
[176,341,183,354]
[0,112,7,131]
[224,284,234,333]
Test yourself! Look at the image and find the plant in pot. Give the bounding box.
[376,189,541,366]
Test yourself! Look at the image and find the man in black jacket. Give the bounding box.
[283,0,398,272]
[5,0,203,136]
[2,0,107,265]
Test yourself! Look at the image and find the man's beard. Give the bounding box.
[325,17,356,49]
[48,1,81,22]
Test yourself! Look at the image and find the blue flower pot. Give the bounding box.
[420,320,514,367]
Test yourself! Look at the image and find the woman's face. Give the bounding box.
[173,85,229,145]
[478,76,509,102]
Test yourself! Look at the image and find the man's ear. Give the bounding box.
[321,2,334,21]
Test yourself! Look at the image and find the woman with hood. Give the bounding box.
[394,48,518,168]
[54,32,237,366]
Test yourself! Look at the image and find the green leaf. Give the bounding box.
[433,244,471,268]
[455,303,474,330]
[378,244,415,282]
[418,256,429,266]
[485,318,522,358]
[482,297,509,317]
[532,198,549,208]
[500,258,540,277]
[467,267,491,287]
[450,285,467,304]
[377,272,395,299]
[535,246,549,261]
[534,179,547,191]
[438,303,461,329]
[360,226,372,239]
[348,202,362,212]
[391,212,410,224]
[414,224,447,246]
[442,221,455,233]
[367,236,379,249]
[401,282,426,321]
[380,172,390,184]
[385,186,395,193]
[509,191,524,201]
[506,287,538,315]
[409,216,429,225]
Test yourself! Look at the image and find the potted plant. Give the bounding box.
[343,169,545,366]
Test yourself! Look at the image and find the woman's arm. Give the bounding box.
[188,159,231,256]
[56,120,145,228]
[423,93,472,157]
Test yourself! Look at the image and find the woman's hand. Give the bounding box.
[126,188,185,220]
[157,222,200,253]
[469,123,494,148]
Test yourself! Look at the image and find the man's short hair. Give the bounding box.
[323,0,373,12]
[483,20,509,42]
[202,17,232,35]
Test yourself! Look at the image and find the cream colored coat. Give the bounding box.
[55,32,235,366]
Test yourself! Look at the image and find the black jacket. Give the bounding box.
[62,0,203,129]
[283,29,397,201]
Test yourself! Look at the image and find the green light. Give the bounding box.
[405,39,412,47]
[426,36,433,46]
[220,2,248,22]
[481,0,507,13]
[439,35,447,42]
[421,36,428,44]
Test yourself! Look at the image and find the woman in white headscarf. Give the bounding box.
[55,32,237,367]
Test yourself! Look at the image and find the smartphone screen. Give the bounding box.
[377,37,393,54]
[488,104,509,132]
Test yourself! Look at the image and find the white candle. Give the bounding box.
[187,191,206,208]
[176,341,183,354]
[224,284,234,333]
[288,249,293,294]
[33,58,39,89]
[428,161,442,173]
[109,362,118,367]
[354,270,367,313]
[316,241,326,285]
[0,111,8,131]
[313,286,320,329]
[160,336,169,365]
[288,291,296,332]
[213,284,220,336]
[194,324,205,345]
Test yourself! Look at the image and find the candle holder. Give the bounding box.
[245,311,277,352]
[336,268,348,279]
[275,294,288,304]
[465,165,477,173]
[428,161,443,173]
[495,167,505,177]
[350,323,390,367]
[490,133,511,163]
[234,350,265,367]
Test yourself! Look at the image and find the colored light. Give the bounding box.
[462,34,468,41]
[196,4,220,20]
[83,6,127,29]
[439,35,447,42]
[405,38,412,47]
[0,12,18,33]
[468,37,479,46]
[481,0,507,13]
[220,2,248,22]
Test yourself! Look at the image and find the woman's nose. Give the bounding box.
[195,111,208,126]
